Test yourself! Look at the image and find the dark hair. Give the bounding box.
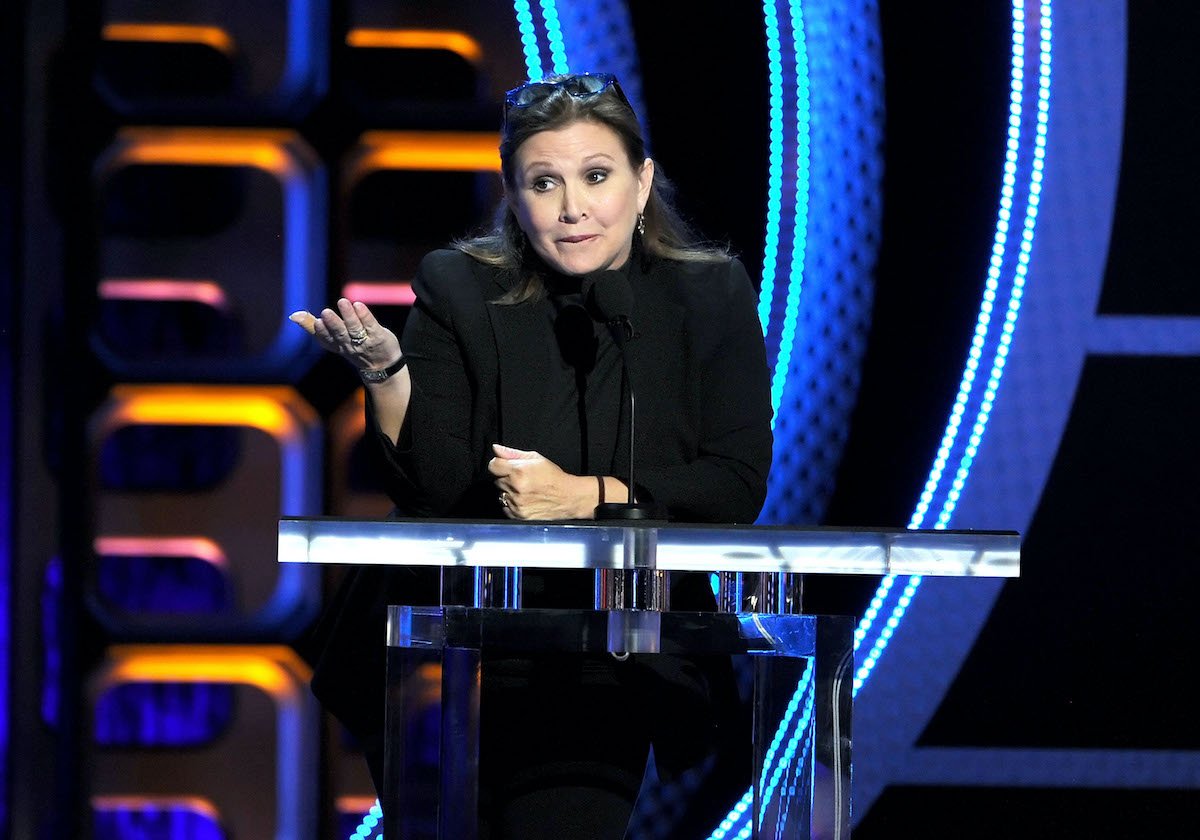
[454,73,729,304]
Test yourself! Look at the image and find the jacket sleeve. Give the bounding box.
[366,251,493,516]
[634,259,774,524]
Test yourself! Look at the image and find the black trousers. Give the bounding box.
[363,653,650,840]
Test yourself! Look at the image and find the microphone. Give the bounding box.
[581,270,662,520]
[584,269,635,345]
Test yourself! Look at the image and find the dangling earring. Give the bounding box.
[636,213,646,237]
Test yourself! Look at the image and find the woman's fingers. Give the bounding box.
[289,299,402,370]
[492,443,538,460]
[290,304,354,351]
[288,310,318,334]
[290,299,382,344]
[488,445,544,482]
[334,299,381,351]
[352,300,382,330]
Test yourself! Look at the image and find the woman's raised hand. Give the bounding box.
[289,298,400,372]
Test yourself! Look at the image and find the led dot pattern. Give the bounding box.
[757,0,884,527]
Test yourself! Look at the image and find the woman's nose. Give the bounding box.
[559,184,585,222]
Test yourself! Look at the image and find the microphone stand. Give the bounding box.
[596,315,662,521]
[594,315,665,619]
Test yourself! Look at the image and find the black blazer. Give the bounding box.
[380,247,773,521]
[305,247,773,749]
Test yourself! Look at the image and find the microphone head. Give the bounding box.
[582,269,634,324]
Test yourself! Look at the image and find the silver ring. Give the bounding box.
[500,492,510,508]
[348,328,368,345]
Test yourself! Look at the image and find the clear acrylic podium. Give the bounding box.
[279,518,1019,839]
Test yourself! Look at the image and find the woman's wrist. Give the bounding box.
[588,475,609,516]
[590,476,629,518]
[358,353,406,384]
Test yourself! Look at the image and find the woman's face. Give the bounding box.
[507,120,654,277]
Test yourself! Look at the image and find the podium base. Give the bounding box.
[384,606,853,839]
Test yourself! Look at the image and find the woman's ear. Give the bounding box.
[637,158,655,211]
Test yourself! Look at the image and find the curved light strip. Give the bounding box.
[347,799,382,839]
[709,668,815,840]
[757,0,882,527]
[538,0,570,74]
[709,3,816,835]
[756,1,786,334]
[512,0,545,80]
[766,0,811,426]
[512,0,573,81]
[934,4,1049,529]
[757,668,815,824]
[853,0,1052,696]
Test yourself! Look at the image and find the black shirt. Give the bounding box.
[539,276,625,477]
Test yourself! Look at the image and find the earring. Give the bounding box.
[636,213,646,236]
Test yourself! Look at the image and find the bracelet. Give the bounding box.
[359,354,407,384]
[596,475,605,505]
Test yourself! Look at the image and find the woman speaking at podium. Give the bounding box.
[292,72,773,838]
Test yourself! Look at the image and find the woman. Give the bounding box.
[293,72,773,838]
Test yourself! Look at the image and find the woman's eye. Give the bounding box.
[586,169,609,184]
[531,177,555,192]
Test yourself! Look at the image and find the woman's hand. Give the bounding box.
[488,444,599,520]
[291,298,411,444]
[289,298,400,373]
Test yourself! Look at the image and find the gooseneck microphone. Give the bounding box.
[582,269,661,520]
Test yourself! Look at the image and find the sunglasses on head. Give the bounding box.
[503,73,632,126]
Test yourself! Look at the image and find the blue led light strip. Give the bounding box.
[708,668,815,839]
[756,0,786,334]
[347,800,383,839]
[513,0,545,80]
[932,2,1049,530]
[709,3,816,836]
[538,0,570,75]
[757,669,815,824]
[852,0,1052,696]
[766,0,811,426]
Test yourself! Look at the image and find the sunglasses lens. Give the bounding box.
[506,74,616,110]
[511,82,554,107]
[567,75,609,96]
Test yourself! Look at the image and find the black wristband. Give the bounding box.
[359,354,407,384]
[597,475,605,505]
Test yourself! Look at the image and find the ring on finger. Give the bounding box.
[499,492,510,508]
[348,328,368,345]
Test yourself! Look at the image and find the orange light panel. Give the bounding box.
[103,128,304,177]
[96,645,312,700]
[102,23,235,56]
[99,385,315,440]
[345,28,483,63]
[349,131,501,178]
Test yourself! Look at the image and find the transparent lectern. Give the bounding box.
[279,518,1019,839]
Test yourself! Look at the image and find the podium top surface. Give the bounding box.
[278,517,1019,577]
